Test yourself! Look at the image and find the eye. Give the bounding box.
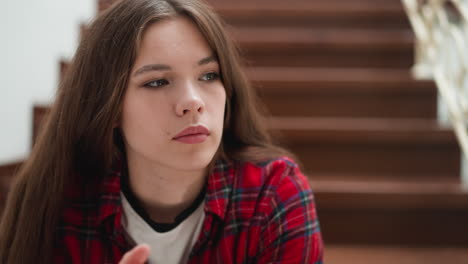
[144,79,169,88]
[199,72,220,81]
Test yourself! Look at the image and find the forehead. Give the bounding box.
[136,16,213,63]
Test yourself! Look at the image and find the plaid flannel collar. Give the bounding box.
[95,157,235,227]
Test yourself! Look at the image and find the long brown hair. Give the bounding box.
[0,0,292,263]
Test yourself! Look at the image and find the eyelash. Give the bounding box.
[143,72,221,88]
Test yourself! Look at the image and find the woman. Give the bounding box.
[0,0,323,263]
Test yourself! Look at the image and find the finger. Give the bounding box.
[120,244,150,264]
[119,244,151,264]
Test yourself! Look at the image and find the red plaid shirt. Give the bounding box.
[54,157,323,263]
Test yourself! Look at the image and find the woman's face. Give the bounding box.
[120,16,226,172]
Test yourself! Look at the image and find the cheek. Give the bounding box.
[209,88,227,123]
[121,96,169,141]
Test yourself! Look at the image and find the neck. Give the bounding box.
[124,154,208,223]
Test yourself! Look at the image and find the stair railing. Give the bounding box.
[402,0,468,168]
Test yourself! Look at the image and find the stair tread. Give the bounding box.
[270,116,445,131]
[326,245,468,264]
[311,178,466,194]
[231,27,414,48]
[211,0,404,14]
[249,67,417,82]
[268,117,456,144]
[211,0,407,26]
[311,178,468,210]
[247,67,435,93]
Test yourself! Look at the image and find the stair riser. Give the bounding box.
[317,209,468,245]
[222,18,410,30]
[209,0,411,29]
[99,0,410,31]
[259,93,437,119]
[242,50,414,68]
[285,143,460,178]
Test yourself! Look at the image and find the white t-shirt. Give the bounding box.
[120,192,205,264]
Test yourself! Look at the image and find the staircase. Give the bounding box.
[2,0,468,262]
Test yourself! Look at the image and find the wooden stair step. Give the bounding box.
[209,0,410,29]
[312,178,468,210]
[325,244,468,263]
[306,172,459,185]
[98,0,409,29]
[98,0,114,13]
[268,117,460,178]
[269,117,455,143]
[230,27,414,68]
[312,178,468,245]
[247,67,437,118]
[232,27,414,50]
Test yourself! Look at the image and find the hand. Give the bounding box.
[119,244,151,264]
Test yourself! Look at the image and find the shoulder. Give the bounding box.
[224,158,323,262]
[236,156,309,191]
[238,159,323,262]
[233,156,313,213]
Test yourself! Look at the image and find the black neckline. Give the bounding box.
[121,163,206,233]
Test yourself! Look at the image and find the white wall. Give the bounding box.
[0,0,95,164]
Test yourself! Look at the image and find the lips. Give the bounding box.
[173,125,210,143]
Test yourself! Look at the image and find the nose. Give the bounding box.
[175,83,205,117]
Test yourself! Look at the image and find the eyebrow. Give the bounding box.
[133,55,218,77]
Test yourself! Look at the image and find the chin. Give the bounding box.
[179,151,217,171]
[173,138,221,170]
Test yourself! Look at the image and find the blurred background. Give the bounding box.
[0,0,94,163]
[1,0,468,263]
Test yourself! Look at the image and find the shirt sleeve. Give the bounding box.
[257,160,324,264]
